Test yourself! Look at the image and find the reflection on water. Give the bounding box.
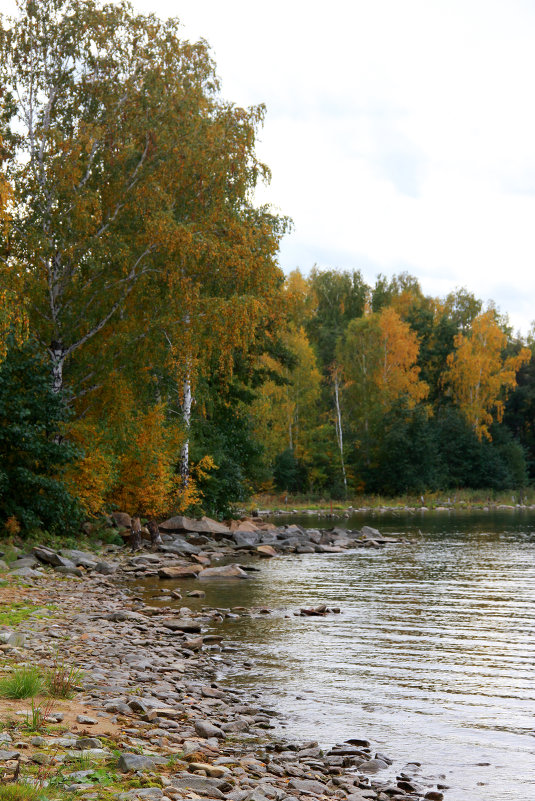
[136,512,535,801]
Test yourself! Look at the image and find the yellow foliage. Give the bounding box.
[376,306,429,408]
[444,311,531,440]
[63,420,116,517]
[112,404,183,518]
[251,326,322,462]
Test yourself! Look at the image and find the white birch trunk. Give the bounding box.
[180,371,192,487]
[333,370,347,493]
[49,341,65,395]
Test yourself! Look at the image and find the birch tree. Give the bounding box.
[0,0,222,396]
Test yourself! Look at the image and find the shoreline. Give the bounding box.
[254,503,535,518]
[0,531,447,801]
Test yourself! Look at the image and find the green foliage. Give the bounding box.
[191,380,268,518]
[0,339,83,535]
[307,268,368,367]
[273,449,308,493]
[0,666,43,699]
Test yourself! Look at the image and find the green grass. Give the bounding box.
[0,784,47,801]
[0,603,56,628]
[0,666,43,699]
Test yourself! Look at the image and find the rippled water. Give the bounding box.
[137,512,535,800]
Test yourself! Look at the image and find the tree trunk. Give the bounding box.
[130,516,142,551]
[333,369,347,493]
[147,520,162,546]
[180,372,192,487]
[49,341,65,395]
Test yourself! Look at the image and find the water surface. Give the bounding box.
[138,511,535,800]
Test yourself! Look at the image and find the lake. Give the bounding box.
[137,511,535,801]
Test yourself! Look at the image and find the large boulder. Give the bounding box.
[257,545,277,557]
[360,525,381,539]
[198,564,249,580]
[32,546,64,566]
[159,539,200,556]
[233,530,261,547]
[159,515,229,535]
[60,549,98,569]
[158,565,203,579]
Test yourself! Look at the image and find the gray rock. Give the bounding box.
[198,564,249,580]
[55,565,83,577]
[95,561,118,575]
[9,557,38,569]
[194,719,226,739]
[233,531,261,547]
[159,540,201,556]
[33,546,64,566]
[64,748,109,760]
[170,773,230,798]
[360,525,381,539]
[9,567,42,578]
[61,549,98,568]
[288,778,329,795]
[6,632,26,647]
[358,758,389,773]
[160,515,230,535]
[0,750,20,761]
[117,753,168,772]
[76,737,102,749]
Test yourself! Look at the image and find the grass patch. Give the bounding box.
[0,784,46,801]
[45,657,83,700]
[0,666,43,699]
[0,603,56,628]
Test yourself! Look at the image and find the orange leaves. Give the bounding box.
[376,306,429,409]
[112,404,183,518]
[443,311,530,440]
[62,420,116,517]
[340,307,428,417]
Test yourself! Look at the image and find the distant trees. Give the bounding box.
[254,269,533,498]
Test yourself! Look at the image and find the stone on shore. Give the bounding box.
[198,564,249,580]
[159,515,230,535]
[194,719,226,739]
[117,753,168,772]
[158,565,203,579]
[257,545,277,557]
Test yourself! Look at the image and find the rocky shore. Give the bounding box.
[0,517,446,801]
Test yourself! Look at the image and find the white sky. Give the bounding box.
[7,0,535,333]
[134,0,535,335]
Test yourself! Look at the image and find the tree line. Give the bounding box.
[1,0,534,536]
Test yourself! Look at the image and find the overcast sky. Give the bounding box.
[8,0,535,333]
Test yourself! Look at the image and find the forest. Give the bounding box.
[1,0,535,536]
